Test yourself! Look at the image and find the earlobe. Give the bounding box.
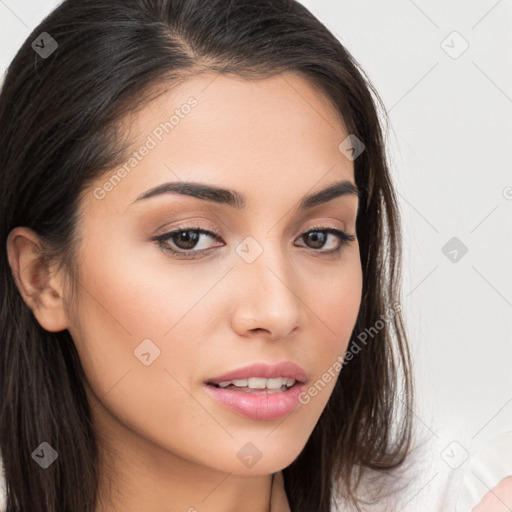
[6,227,70,332]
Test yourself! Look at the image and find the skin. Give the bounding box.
[7,71,362,512]
[472,476,512,512]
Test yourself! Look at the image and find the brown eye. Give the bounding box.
[297,227,355,252]
[151,226,223,258]
[302,231,328,249]
[170,230,202,250]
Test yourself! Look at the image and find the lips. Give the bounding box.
[203,362,308,420]
[206,361,308,386]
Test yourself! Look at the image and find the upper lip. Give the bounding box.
[206,362,308,385]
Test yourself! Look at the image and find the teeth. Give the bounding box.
[248,377,267,389]
[217,377,296,389]
[266,378,286,389]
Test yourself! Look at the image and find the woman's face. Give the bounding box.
[67,71,362,477]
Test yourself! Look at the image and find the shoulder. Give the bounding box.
[471,476,512,512]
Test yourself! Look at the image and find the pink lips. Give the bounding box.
[204,361,308,421]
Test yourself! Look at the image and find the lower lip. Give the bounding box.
[203,383,306,420]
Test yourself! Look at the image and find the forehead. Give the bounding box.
[84,70,355,213]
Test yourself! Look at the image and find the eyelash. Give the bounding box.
[150,224,356,260]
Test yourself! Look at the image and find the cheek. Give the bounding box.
[320,267,362,335]
[308,252,363,346]
[67,248,230,463]
[297,255,362,408]
[67,223,246,415]
[68,240,229,382]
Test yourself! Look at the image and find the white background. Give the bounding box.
[1,1,511,510]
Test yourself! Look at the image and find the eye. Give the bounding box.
[295,226,356,254]
[151,226,222,259]
[150,224,356,259]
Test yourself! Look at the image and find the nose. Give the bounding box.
[229,242,306,341]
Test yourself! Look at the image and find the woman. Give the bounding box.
[0,0,414,510]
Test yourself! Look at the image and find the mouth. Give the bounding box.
[206,377,300,394]
[203,361,308,420]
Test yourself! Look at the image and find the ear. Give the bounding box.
[6,227,70,332]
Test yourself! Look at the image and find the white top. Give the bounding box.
[333,428,512,511]
[456,431,512,512]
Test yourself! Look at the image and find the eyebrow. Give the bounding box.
[134,179,360,211]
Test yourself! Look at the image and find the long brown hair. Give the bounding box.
[0,1,413,510]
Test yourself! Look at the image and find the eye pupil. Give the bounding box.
[305,231,326,249]
[174,230,200,249]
